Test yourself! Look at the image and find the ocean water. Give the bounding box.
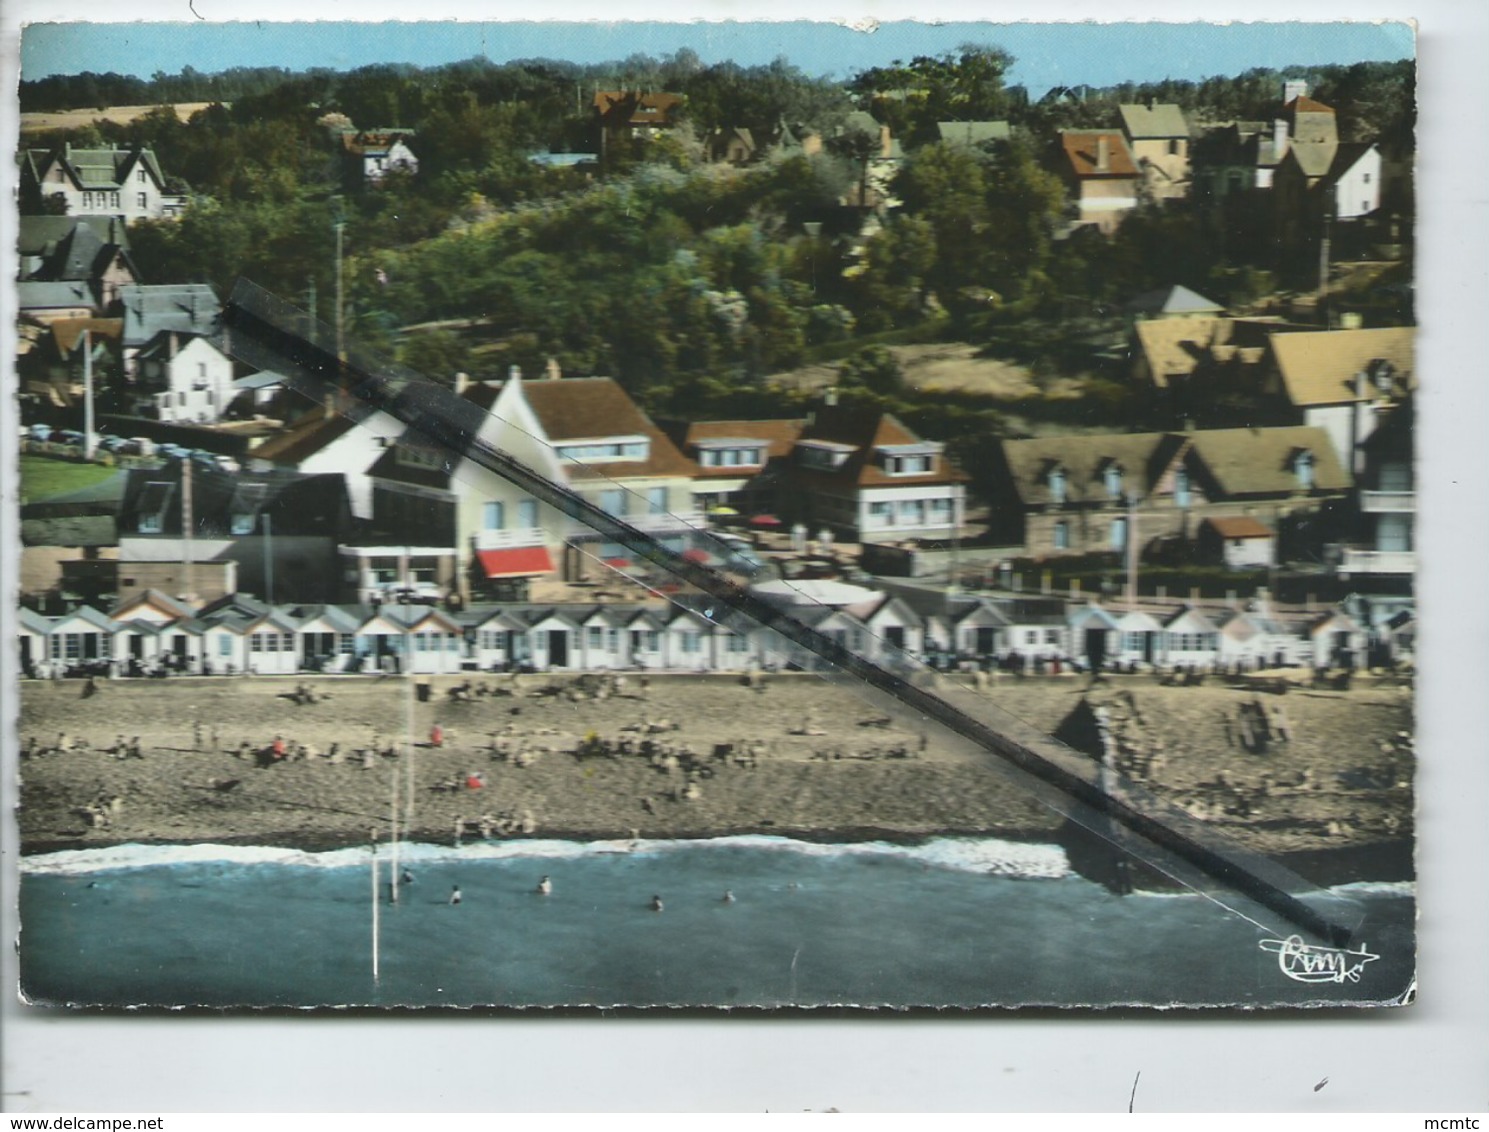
[18,837,1415,1009]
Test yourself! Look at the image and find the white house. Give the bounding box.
[133,333,237,423]
[22,144,186,221]
[1161,606,1221,667]
[1323,142,1383,221]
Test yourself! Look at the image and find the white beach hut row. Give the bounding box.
[17,588,1376,680]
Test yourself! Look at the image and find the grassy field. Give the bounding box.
[19,455,118,505]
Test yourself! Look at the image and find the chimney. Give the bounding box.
[1273,118,1289,160]
[454,371,470,396]
[824,387,839,407]
[169,332,178,360]
[1095,136,1110,173]
[545,356,562,381]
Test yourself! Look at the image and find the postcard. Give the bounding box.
[12,19,1417,1009]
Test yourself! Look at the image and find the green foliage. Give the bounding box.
[837,345,905,397]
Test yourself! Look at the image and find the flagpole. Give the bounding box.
[370,827,380,983]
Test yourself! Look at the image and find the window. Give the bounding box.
[1168,139,1181,155]
[899,499,926,525]
[869,501,892,526]
[1053,520,1070,550]
[726,633,749,653]
[82,191,92,209]
[1122,631,1146,652]
[1363,172,1371,184]
[137,193,148,210]
[518,499,538,528]
[647,487,668,515]
[1049,467,1067,504]
[230,512,255,535]
[138,170,147,184]
[483,501,505,530]
[600,489,627,517]
[218,636,234,657]
[680,631,700,654]
[1104,464,1123,499]
[1173,468,1191,508]
[1294,451,1315,489]
[111,191,120,208]
[1110,516,1128,551]
[1044,629,1061,645]
[588,626,603,648]
[339,635,354,655]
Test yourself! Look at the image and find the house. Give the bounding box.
[17,607,53,677]
[116,466,353,604]
[785,403,968,543]
[1058,130,1141,235]
[21,144,186,220]
[1339,394,1414,578]
[1198,515,1277,569]
[17,280,97,324]
[1319,142,1384,222]
[132,332,237,423]
[41,604,115,674]
[935,121,1010,151]
[1124,285,1224,322]
[1129,314,1313,424]
[1264,326,1416,471]
[593,91,685,157]
[115,283,222,378]
[986,425,1352,562]
[339,129,419,185]
[1118,102,1191,201]
[674,418,805,517]
[229,371,290,417]
[16,317,124,414]
[706,127,757,165]
[18,216,139,308]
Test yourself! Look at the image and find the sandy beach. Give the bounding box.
[17,671,1413,876]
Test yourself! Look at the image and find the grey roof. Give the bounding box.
[18,280,94,310]
[1125,284,1225,317]
[19,216,133,282]
[28,145,167,191]
[18,607,54,634]
[118,284,221,348]
[935,121,1011,147]
[1119,103,1189,139]
[20,516,118,548]
[233,371,288,391]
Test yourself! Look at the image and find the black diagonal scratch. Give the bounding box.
[1129,1070,1141,1113]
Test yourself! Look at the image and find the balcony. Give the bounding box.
[1339,548,1416,575]
[472,527,548,551]
[620,509,707,534]
[1361,490,1416,514]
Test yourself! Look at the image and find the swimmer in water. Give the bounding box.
[449,885,462,905]
[650,894,664,913]
[536,875,552,896]
[401,868,414,885]
[722,890,735,904]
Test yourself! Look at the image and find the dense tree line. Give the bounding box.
[22,46,1413,425]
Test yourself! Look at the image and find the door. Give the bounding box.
[547,630,569,668]
[20,637,33,676]
[1084,628,1108,671]
[975,627,998,655]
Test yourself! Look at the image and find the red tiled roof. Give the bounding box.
[1203,516,1274,539]
[252,409,359,465]
[1060,131,1139,178]
[477,546,555,578]
[1284,95,1335,115]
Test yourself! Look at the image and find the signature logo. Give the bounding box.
[1259,935,1380,984]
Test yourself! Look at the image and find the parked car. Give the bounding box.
[27,424,55,442]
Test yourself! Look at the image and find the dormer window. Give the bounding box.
[555,437,649,463]
[1293,450,1315,489]
[1173,468,1192,508]
[877,442,940,476]
[1048,466,1067,504]
[1103,463,1124,500]
[696,442,765,469]
[797,440,855,470]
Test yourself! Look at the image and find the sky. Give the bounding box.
[18,20,1414,97]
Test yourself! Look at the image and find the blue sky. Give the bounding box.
[19,20,1413,96]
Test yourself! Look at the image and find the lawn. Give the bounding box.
[19,455,119,505]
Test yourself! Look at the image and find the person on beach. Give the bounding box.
[536,875,552,896]
[450,885,462,905]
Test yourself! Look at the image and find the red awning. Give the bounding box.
[477,546,555,579]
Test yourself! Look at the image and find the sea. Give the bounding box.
[18,836,1416,1009]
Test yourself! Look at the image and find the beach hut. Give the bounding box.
[17,607,53,678]
[1067,603,1122,671]
[1114,609,1166,666]
[855,593,925,666]
[198,612,251,675]
[352,608,417,673]
[46,604,114,674]
[242,608,302,675]
[522,608,583,671]
[621,608,667,669]
[1306,609,1367,670]
[663,605,717,671]
[1161,605,1222,669]
[950,599,1013,664]
[394,606,466,674]
[709,606,766,669]
[576,606,628,670]
[293,604,362,673]
[465,606,527,671]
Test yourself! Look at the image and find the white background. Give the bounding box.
[2,0,1486,1113]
